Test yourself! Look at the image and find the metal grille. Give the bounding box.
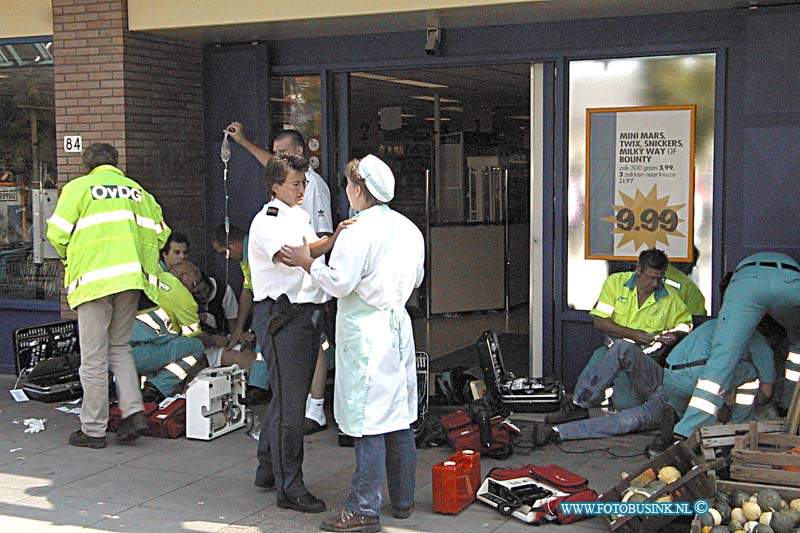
[0,247,61,300]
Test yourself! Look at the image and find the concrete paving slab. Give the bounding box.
[0,493,130,531]
[141,475,275,524]
[46,465,200,505]
[90,505,230,532]
[0,453,114,495]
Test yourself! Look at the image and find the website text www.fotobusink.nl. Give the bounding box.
[559,499,709,516]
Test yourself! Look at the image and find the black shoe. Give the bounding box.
[241,386,271,406]
[142,383,165,404]
[531,422,560,449]
[645,434,673,458]
[69,429,106,449]
[645,406,677,457]
[116,411,149,443]
[544,401,589,424]
[277,493,327,514]
[254,476,275,490]
[391,505,413,519]
[304,417,328,435]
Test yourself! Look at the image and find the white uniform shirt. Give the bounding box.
[301,168,333,235]
[248,198,330,304]
[310,205,424,309]
[206,277,239,323]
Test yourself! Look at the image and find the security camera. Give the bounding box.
[425,27,442,55]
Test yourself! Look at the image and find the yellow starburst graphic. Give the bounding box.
[601,185,686,251]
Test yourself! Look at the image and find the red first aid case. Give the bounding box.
[440,409,520,459]
[477,463,598,525]
[108,398,186,439]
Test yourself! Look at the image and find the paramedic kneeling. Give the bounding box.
[248,153,345,514]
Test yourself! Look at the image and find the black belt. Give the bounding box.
[666,359,707,371]
[737,261,800,274]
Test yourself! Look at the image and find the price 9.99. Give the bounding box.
[615,208,679,233]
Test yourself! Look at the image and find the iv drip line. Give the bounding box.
[221,132,232,292]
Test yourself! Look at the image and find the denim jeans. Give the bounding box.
[345,427,416,517]
[573,340,663,408]
[556,386,668,440]
[557,341,666,440]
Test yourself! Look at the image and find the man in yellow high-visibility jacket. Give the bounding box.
[47,143,170,449]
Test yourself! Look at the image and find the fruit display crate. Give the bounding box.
[730,421,800,487]
[599,441,714,533]
[688,420,786,462]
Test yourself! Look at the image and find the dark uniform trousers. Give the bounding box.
[253,297,323,499]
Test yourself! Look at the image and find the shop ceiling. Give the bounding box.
[136,0,782,44]
[347,66,530,121]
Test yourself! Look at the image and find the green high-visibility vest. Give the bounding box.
[47,164,170,309]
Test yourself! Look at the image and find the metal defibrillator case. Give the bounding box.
[476,330,563,413]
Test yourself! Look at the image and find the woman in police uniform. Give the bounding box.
[281,155,425,532]
[248,153,344,514]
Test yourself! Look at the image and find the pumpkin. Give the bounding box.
[658,465,681,484]
[743,501,762,521]
[789,499,800,512]
[732,508,746,524]
[728,519,744,532]
[646,480,668,493]
[697,512,715,527]
[769,510,798,533]
[759,489,784,512]
[716,501,732,523]
[630,467,656,487]
[731,492,752,508]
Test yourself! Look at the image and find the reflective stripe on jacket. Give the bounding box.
[46,165,169,309]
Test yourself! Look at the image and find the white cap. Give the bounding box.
[358,154,395,203]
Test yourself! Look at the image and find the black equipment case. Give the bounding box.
[476,330,563,413]
[14,320,82,402]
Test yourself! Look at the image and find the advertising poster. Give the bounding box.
[585,105,696,262]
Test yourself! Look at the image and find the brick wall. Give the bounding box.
[52,0,205,314]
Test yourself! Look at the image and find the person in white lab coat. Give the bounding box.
[281,154,425,532]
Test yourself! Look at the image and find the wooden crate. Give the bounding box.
[691,421,785,462]
[715,477,800,501]
[730,422,800,486]
[600,441,714,533]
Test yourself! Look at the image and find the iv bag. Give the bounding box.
[221,133,231,163]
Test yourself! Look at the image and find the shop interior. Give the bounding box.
[346,65,532,330]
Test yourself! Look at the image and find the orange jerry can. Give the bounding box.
[450,449,481,500]
[432,454,479,514]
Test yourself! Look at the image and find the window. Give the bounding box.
[567,54,716,312]
[270,75,322,172]
[0,39,59,300]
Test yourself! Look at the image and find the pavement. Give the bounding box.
[0,375,668,532]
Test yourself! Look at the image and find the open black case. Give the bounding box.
[475,330,563,413]
[14,320,82,402]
